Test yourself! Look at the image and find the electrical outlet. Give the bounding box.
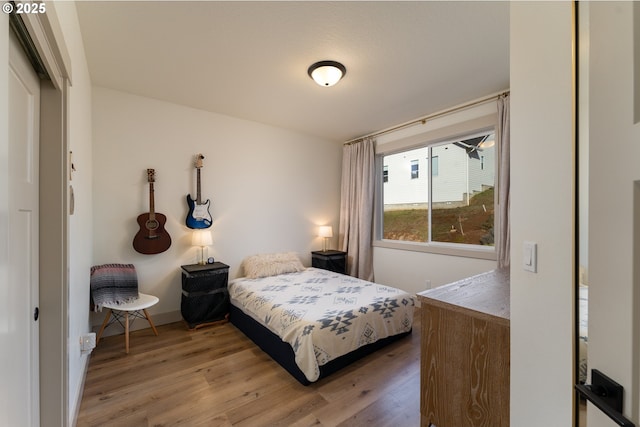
[80,332,96,353]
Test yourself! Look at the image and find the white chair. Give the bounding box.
[96,293,159,353]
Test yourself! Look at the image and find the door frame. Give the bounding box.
[10,6,72,426]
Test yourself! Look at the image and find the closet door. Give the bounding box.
[5,28,41,427]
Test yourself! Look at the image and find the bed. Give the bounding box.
[228,252,415,385]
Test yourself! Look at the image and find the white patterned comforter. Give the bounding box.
[229,267,415,382]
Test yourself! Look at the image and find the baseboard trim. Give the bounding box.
[69,354,90,427]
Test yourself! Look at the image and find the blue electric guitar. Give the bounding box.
[186,154,212,229]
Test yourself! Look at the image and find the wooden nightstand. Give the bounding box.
[180,262,229,330]
[311,250,347,274]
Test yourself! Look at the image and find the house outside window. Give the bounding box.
[379,130,496,249]
[410,159,419,179]
[383,165,388,183]
[431,156,439,177]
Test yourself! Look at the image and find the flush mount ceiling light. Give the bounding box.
[307,60,346,87]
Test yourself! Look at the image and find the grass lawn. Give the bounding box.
[383,187,494,245]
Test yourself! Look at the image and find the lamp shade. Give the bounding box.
[318,226,333,238]
[308,61,346,87]
[192,230,212,247]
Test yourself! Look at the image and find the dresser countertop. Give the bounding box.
[417,268,510,325]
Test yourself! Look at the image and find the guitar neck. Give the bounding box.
[196,168,202,204]
[149,182,156,221]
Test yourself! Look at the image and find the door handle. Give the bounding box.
[33,307,39,321]
[575,369,635,427]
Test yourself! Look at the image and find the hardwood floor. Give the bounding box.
[76,310,421,427]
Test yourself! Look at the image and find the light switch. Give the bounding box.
[523,241,537,273]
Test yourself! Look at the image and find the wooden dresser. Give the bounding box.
[418,269,510,427]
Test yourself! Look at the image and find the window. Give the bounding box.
[410,159,419,179]
[431,156,439,177]
[379,130,496,249]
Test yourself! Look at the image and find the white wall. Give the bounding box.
[510,3,574,425]
[373,246,495,293]
[91,87,342,326]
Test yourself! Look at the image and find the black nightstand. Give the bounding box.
[180,262,229,330]
[311,250,347,274]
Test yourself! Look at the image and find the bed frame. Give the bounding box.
[229,303,412,385]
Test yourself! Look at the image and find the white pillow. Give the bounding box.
[243,252,305,279]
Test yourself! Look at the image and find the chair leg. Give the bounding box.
[143,309,159,336]
[96,307,158,354]
[125,311,130,354]
[96,309,112,343]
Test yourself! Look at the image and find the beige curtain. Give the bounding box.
[496,94,510,268]
[339,138,375,280]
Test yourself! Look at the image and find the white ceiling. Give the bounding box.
[75,1,509,142]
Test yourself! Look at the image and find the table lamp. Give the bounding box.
[192,230,213,265]
[318,226,333,252]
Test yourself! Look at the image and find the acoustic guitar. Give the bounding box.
[185,154,212,229]
[133,169,172,254]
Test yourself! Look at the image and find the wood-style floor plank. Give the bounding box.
[76,310,421,427]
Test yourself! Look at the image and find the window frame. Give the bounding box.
[373,114,498,261]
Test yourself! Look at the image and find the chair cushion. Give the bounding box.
[90,264,139,311]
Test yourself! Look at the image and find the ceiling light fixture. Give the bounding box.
[478,138,495,149]
[307,60,346,87]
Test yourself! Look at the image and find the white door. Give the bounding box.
[6,28,41,426]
